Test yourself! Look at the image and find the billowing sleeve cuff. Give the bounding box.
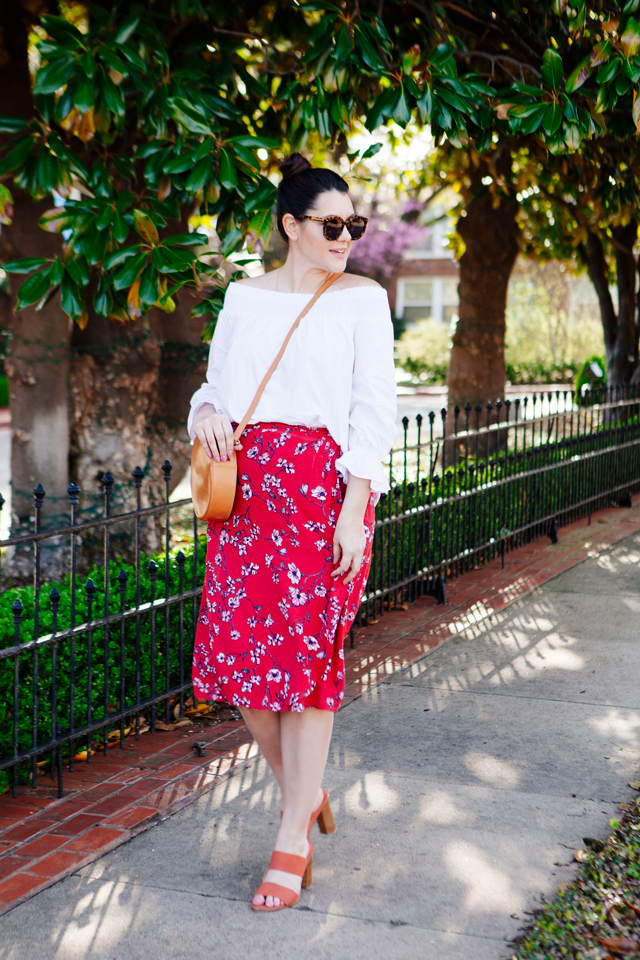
[335,446,390,495]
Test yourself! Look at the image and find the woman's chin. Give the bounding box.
[324,257,347,273]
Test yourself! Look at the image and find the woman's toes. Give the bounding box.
[253,894,265,906]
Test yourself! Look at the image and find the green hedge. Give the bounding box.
[0,375,8,408]
[0,537,207,793]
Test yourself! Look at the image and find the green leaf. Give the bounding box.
[353,23,385,72]
[565,55,591,93]
[621,17,640,59]
[164,233,205,247]
[220,226,243,258]
[115,17,140,44]
[541,48,563,93]
[40,15,84,45]
[624,0,640,13]
[0,117,29,133]
[33,58,76,95]
[333,23,353,64]
[94,275,112,317]
[227,135,280,149]
[112,251,147,290]
[564,122,582,150]
[95,205,114,232]
[231,143,260,171]
[84,229,110,266]
[361,142,383,159]
[508,102,546,118]
[2,257,49,274]
[597,58,621,84]
[112,210,129,244]
[60,273,83,317]
[218,148,238,189]
[185,157,212,193]
[169,98,212,136]
[102,244,142,271]
[73,74,94,113]
[0,136,36,176]
[543,101,563,135]
[248,208,272,251]
[518,103,547,134]
[133,209,159,246]
[138,264,159,307]
[50,257,64,286]
[15,269,51,309]
[416,86,433,124]
[66,256,90,287]
[391,85,411,127]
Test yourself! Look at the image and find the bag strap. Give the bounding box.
[233,271,341,444]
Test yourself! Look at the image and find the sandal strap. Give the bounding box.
[253,882,299,907]
[269,844,313,876]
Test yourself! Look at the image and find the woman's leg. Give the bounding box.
[253,707,334,908]
[239,708,285,795]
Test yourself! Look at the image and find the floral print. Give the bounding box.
[192,423,375,712]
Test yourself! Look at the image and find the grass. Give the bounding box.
[511,790,640,959]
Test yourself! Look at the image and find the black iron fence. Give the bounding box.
[2,386,640,799]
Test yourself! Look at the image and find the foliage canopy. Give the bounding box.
[1,1,640,337]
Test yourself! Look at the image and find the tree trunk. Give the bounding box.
[446,147,519,409]
[1,199,71,539]
[0,2,71,570]
[584,224,638,388]
[69,297,207,560]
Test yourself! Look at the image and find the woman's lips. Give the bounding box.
[329,248,348,257]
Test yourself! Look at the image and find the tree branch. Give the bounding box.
[453,49,542,79]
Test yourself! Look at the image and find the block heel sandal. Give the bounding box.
[279,790,336,837]
[314,790,336,836]
[252,841,314,913]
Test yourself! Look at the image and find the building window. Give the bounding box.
[396,276,459,326]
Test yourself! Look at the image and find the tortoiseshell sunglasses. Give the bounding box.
[298,214,369,241]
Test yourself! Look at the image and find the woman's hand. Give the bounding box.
[192,405,240,461]
[331,475,371,584]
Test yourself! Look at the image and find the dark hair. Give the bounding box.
[276,153,349,241]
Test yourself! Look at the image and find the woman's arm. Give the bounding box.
[331,475,371,584]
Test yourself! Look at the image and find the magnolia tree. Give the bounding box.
[1,0,639,547]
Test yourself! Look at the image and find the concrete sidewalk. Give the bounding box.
[1,534,640,960]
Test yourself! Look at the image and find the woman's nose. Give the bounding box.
[339,223,351,241]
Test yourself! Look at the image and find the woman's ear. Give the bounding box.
[282,213,300,243]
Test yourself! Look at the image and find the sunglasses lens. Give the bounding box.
[323,218,343,241]
[347,217,367,240]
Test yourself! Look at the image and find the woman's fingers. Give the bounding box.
[343,552,362,585]
[196,415,236,461]
[221,418,235,459]
[331,544,363,582]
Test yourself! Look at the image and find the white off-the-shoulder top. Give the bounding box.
[188,281,398,494]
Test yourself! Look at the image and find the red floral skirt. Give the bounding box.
[192,423,375,712]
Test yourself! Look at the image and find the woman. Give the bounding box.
[188,153,397,912]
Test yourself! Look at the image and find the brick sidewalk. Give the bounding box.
[1,502,639,917]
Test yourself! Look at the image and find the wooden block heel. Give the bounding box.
[316,799,336,835]
[301,856,313,888]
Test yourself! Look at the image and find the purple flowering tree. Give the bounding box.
[348,201,428,284]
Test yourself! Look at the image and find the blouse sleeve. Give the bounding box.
[335,291,397,494]
[187,296,234,442]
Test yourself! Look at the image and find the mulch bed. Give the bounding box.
[511,791,640,959]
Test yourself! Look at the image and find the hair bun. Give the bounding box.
[280,153,312,179]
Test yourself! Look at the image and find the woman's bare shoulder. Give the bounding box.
[234,273,278,290]
[333,273,382,290]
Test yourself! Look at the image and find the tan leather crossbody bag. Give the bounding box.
[191,271,340,522]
